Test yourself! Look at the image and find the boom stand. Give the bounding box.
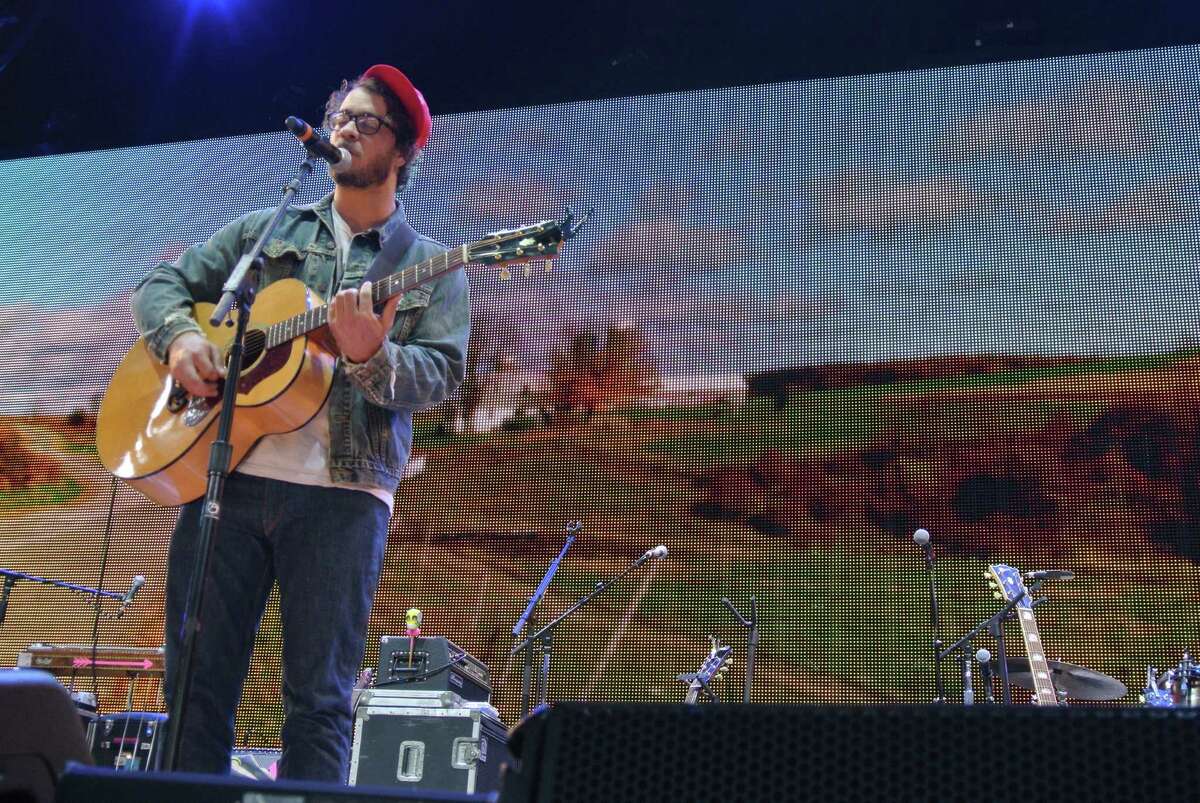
[511,548,657,718]
[938,588,1028,705]
[161,157,318,772]
[0,569,129,627]
[511,522,580,719]
[722,596,758,703]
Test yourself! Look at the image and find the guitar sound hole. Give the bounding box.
[237,329,268,370]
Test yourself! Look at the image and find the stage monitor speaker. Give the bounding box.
[501,703,1200,802]
[0,670,92,803]
[54,763,498,802]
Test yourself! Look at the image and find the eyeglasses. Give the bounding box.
[327,111,394,135]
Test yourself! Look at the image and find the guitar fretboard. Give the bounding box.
[1014,607,1057,705]
[261,248,466,350]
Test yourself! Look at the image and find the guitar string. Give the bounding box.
[263,249,466,350]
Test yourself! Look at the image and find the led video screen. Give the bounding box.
[1,44,1199,744]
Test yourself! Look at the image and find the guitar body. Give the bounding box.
[97,278,336,507]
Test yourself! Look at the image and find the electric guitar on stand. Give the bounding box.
[986,563,1059,706]
[98,213,587,506]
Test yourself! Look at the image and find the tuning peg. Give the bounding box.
[499,266,512,281]
[983,572,990,579]
[987,581,997,590]
[993,592,1002,600]
[523,264,532,277]
[545,259,554,272]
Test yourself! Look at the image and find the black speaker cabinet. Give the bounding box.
[502,703,1200,802]
[55,763,497,802]
[0,670,92,803]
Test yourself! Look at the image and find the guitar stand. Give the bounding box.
[161,156,319,772]
[722,596,758,704]
[676,671,720,703]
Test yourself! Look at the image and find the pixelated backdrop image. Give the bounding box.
[1,43,1199,743]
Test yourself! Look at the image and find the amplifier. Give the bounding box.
[376,636,490,703]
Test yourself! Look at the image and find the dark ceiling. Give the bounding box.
[1,0,1198,159]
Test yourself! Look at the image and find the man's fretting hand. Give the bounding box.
[167,331,226,397]
[329,280,401,364]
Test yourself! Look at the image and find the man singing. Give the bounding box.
[132,64,469,781]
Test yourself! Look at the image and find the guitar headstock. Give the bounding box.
[986,563,1032,610]
[681,637,733,704]
[695,640,733,685]
[466,219,565,280]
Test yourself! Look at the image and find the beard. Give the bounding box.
[331,151,393,188]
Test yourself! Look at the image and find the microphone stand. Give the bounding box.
[0,569,129,627]
[510,547,660,717]
[722,596,758,703]
[939,589,1027,705]
[916,537,945,703]
[161,156,318,772]
[512,522,580,719]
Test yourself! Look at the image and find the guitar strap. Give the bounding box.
[362,199,419,286]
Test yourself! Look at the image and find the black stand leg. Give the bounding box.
[0,576,14,627]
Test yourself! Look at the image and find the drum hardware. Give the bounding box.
[998,657,1127,701]
[1142,652,1199,708]
[935,576,1029,704]
[930,562,1072,705]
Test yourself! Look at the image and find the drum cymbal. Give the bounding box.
[1002,658,1127,701]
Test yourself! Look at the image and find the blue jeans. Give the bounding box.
[163,474,389,782]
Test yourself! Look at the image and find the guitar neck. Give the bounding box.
[262,247,467,350]
[1014,607,1057,705]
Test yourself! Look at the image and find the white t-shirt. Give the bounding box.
[235,204,394,513]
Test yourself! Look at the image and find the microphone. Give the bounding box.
[635,545,669,566]
[976,648,994,703]
[122,575,145,605]
[113,575,145,618]
[1023,569,1074,582]
[284,116,352,171]
[913,527,944,703]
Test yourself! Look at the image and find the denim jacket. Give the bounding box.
[131,192,470,492]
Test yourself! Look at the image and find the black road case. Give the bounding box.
[349,689,509,795]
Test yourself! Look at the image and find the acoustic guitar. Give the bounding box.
[97,218,568,506]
